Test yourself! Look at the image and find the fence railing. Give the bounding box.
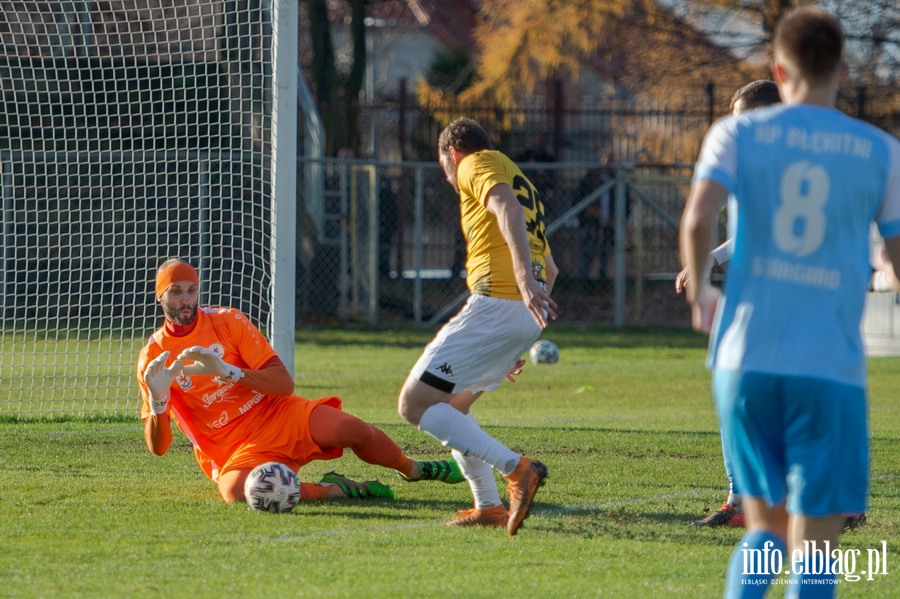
[298,158,705,328]
[355,86,899,166]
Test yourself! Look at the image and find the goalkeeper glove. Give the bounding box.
[177,346,245,383]
[144,351,182,415]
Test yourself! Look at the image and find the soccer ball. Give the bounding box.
[244,461,301,513]
[529,339,559,365]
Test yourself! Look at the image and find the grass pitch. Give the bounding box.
[1,325,898,598]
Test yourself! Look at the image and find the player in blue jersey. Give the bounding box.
[675,80,780,298]
[675,79,781,529]
[679,80,872,533]
[680,7,900,598]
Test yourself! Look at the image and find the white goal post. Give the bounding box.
[0,1,296,418]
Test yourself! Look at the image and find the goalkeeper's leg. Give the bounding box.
[217,467,344,502]
[309,404,418,478]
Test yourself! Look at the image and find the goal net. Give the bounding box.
[0,1,289,418]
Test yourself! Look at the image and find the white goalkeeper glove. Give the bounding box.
[177,346,245,383]
[144,351,183,415]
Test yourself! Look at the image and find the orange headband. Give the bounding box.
[155,263,199,299]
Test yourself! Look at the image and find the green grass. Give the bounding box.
[1,325,898,598]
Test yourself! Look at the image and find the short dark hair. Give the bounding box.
[438,117,492,155]
[730,80,780,112]
[774,7,843,83]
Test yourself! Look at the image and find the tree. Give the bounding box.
[416,0,645,143]
[460,0,634,105]
[418,0,762,107]
[424,48,475,95]
[683,0,898,74]
[416,0,773,163]
[675,0,898,119]
[305,0,367,156]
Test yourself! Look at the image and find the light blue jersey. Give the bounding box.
[694,104,900,386]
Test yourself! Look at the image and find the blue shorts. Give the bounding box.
[712,369,868,516]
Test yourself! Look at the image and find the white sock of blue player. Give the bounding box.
[726,480,743,510]
[721,429,742,509]
[726,530,786,598]
[419,402,520,476]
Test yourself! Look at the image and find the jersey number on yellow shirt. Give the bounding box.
[512,174,548,250]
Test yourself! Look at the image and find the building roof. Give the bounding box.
[319,0,477,50]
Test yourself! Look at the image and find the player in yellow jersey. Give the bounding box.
[397,118,559,535]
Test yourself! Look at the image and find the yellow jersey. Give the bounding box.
[456,150,551,299]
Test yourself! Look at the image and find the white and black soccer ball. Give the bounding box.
[529,339,559,365]
[244,461,301,513]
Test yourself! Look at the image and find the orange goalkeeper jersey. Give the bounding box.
[138,307,289,471]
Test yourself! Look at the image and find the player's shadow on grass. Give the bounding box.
[256,498,744,548]
[289,497,481,522]
[526,501,742,546]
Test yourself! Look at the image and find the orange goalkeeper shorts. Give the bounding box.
[193,395,344,482]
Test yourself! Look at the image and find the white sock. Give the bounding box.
[452,448,502,509]
[726,478,742,510]
[419,403,519,475]
[450,412,503,509]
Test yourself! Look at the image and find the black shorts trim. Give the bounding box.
[419,370,455,394]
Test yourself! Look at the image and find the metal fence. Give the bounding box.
[367,97,718,166]
[297,158,706,328]
[363,86,899,166]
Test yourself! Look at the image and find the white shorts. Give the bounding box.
[409,294,542,395]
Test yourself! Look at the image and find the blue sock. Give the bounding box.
[785,550,837,599]
[725,530,787,598]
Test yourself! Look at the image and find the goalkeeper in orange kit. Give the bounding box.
[138,258,463,503]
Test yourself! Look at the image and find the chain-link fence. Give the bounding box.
[297,158,712,328]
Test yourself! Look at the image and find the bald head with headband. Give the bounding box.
[155,259,199,300]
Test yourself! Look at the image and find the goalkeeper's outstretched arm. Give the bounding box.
[144,412,173,456]
[142,350,181,456]
[177,348,294,396]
